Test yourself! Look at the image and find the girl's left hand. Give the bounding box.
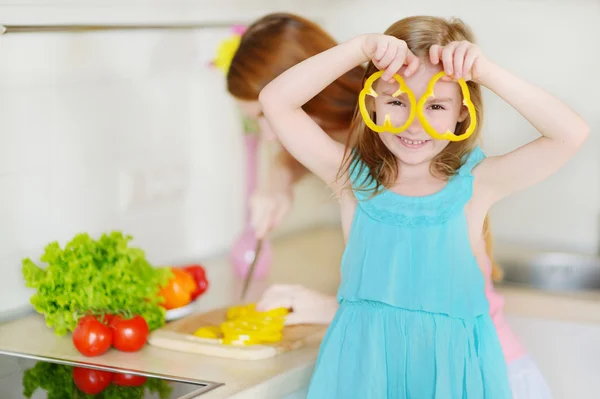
[429,41,492,83]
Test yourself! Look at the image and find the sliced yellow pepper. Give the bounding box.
[358,70,416,135]
[193,326,222,339]
[227,303,288,321]
[222,335,262,346]
[199,303,290,346]
[226,303,257,320]
[223,330,282,343]
[221,320,284,334]
[358,70,477,142]
[260,307,290,318]
[416,71,477,142]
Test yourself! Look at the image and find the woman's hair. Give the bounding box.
[338,15,503,281]
[227,12,363,131]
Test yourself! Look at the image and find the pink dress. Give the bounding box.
[482,256,526,363]
[482,257,553,398]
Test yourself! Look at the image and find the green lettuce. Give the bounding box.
[22,231,172,335]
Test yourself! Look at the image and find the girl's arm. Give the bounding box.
[430,42,589,203]
[476,62,589,202]
[259,34,419,190]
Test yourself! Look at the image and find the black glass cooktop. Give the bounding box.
[0,351,222,398]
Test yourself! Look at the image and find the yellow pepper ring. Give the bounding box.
[212,303,289,346]
[221,320,284,334]
[260,307,289,318]
[416,71,477,142]
[222,336,262,346]
[226,304,256,320]
[193,326,222,339]
[358,70,416,135]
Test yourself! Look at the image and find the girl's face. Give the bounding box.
[372,62,468,167]
[237,100,277,141]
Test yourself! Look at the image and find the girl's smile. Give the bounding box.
[396,135,432,149]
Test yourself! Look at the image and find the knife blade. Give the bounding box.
[240,238,263,301]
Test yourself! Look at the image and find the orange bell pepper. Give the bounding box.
[159,268,197,310]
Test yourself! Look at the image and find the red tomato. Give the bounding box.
[183,264,209,301]
[72,367,113,395]
[113,372,148,387]
[98,313,114,325]
[109,315,149,352]
[72,315,113,357]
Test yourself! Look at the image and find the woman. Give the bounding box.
[226,12,364,237]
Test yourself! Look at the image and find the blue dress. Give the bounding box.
[306,147,512,398]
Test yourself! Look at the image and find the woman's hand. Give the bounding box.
[250,151,302,239]
[361,34,421,81]
[256,284,338,325]
[250,184,293,239]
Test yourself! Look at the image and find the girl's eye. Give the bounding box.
[388,100,405,107]
[429,104,446,111]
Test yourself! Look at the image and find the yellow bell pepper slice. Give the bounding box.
[190,304,289,346]
[227,303,288,321]
[260,307,289,318]
[193,326,222,339]
[222,335,262,346]
[226,303,257,320]
[224,330,282,343]
[416,71,477,142]
[358,70,416,135]
[218,303,289,346]
[359,70,477,142]
[221,321,284,335]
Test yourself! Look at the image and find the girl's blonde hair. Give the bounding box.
[338,15,503,281]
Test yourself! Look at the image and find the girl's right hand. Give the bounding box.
[361,34,420,82]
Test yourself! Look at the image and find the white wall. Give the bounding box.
[0,28,242,314]
[0,1,342,316]
[325,0,600,254]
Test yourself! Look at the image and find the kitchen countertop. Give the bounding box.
[1,226,600,398]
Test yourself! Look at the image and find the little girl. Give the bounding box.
[259,15,588,398]
[260,256,552,398]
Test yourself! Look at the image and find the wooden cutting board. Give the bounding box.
[147,307,327,360]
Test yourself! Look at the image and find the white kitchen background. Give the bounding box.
[0,0,598,316]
